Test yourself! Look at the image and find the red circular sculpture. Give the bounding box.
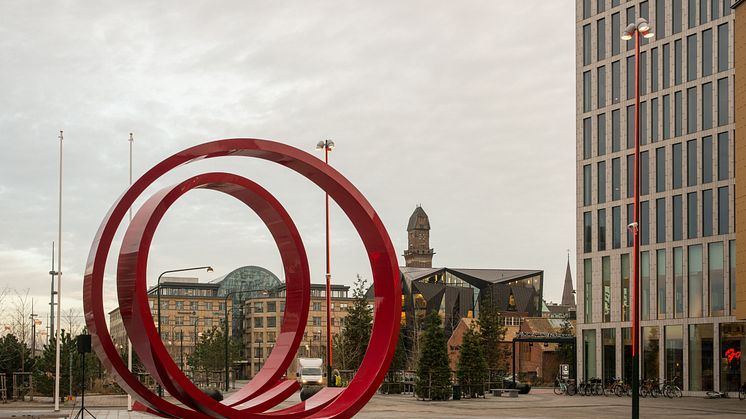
[83,139,401,418]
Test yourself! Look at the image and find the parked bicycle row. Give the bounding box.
[553,377,683,399]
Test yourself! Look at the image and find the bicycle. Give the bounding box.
[738,383,746,401]
[705,390,727,399]
[554,377,576,396]
[662,377,683,398]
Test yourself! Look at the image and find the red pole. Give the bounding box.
[325,145,333,383]
[631,31,641,418]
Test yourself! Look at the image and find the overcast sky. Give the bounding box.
[0,1,577,329]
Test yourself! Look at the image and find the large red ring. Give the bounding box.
[83,139,401,418]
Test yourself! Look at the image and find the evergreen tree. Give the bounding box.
[457,323,488,397]
[0,333,33,396]
[188,327,238,375]
[415,311,451,400]
[477,297,508,377]
[332,275,372,371]
[33,331,81,397]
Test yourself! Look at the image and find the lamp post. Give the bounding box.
[222,289,270,391]
[621,18,654,419]
[53,130,63,412]
[155,266,213,396]
[315,139,335,384]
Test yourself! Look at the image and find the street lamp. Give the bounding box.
[222,289,270,391]
[315,139,335,385]
[621,17,654,419]
[155,265,213,396]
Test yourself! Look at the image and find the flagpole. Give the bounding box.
[53,130,63,412]
[127,133,134,411]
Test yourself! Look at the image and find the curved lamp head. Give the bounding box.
[636,18,650,32]
[621,23,636,40]
[315,140,335,151]
[206,266,214,273]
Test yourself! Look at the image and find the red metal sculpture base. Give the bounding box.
[83,139,401,418]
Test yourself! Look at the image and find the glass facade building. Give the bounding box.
[576,0,739,393]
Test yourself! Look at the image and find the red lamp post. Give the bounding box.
[316,139,335,386]
[622,17,654,419]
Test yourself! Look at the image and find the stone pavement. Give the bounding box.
[2,388,746,418]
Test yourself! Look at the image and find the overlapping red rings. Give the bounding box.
[83,139,401,418]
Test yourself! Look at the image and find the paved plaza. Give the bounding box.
[2,388,746,418]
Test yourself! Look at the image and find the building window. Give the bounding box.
[598,114,607,156]
[702,136,713,184]
[612,158,620,200]
[687,192,698,239]
[611,13,621,55]
[655,147,665,192]
[598,161,606,203]
[657,249,667,318]
[602,256,611,322]
[583,329,597,380]
[730,241,736,314]
[176,316,184,326]
[718,132,729,180]
[626,154,634,199]
[656,198,666,243]
[312,302,322,312]
[642,326,659,380]
[656,0,666,38]
[641,251,650,320]
[651,98,659,141]
[583,24,592,66]
[176,301,184,310]
[602,328,615,383]
[621,253,630,321]
[583,0,592,19]
[597,0,606,13]
[254,347,263,359]
[665,325,683,383]
[687,34,697,82]
[612,109,621,151]
[674,247,684,317]
[267,316,277,328]
[687,87,697,134]
[312,316,322,327]
[583,71,592,113]
[702,29,713,77]
[672,142,682,188]
[687,139,697,187]
[584,165,592,206]
[712,0,721,19]
[689,324,714,391]
[702,83,713,130]
[597,66,606,109]
[718,187,729,235]
[254,317,263,328]
[700,0,710,24]
[626,6,635,51]
[583,118,592,159]
[688,245,704,317]
[641,201,650,245]
[598,208,607,251]
[719,323,744,393]
[709,242,725,317]
[626,106,635,149]
[672,0,682,34]
[651,47,659,92]
[703,189,713,237]
[641,101,648,144]
[674,39,682,85]
[663,43,671,89]
[597,19,606,61]
[267,301,276,312]
[627,204,634,247]
[584,212,592,253]
[612,206,621,249]
[663,95,671,139]
[674,91,682,137]
[641,151,649,195]
[717,78,729,126]
[611,61,621,104]
[688,0,697,28]
[718,23,729,72]
[626,56,635,100]
[673,195,683,241]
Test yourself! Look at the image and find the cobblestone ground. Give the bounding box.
[2,388,746,418]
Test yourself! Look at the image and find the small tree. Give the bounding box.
[188,328,238,377]
[332,275,372,371]
[415,312,451,400]
[457,323,488,397]
[477,297,508,378]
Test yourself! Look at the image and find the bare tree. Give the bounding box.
[63,307,83,337]
[10,289,32,346]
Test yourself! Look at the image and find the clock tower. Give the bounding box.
[403,205,435,268]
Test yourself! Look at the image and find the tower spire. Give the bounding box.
[561,256,576,307]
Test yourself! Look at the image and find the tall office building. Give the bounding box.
[575,0,742,393]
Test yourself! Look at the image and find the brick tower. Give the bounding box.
[403,205,435,268]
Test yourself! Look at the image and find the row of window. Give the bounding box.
[582,321,744,393]
[583,241,735,327]
[153,300,226,311]
[158,316,222,327]
[583,185,730,253]
[583,132,731,207]
[582,80,731,162]
[247,315,345,329]
[581,0,733,40]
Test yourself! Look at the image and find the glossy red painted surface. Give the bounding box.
[83,139,401,418]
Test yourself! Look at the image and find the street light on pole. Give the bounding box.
[53,130,63,412]
[621,18,654,419]
[155,266,213,396]
[315,139,335,386]
[127,132,134,411]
